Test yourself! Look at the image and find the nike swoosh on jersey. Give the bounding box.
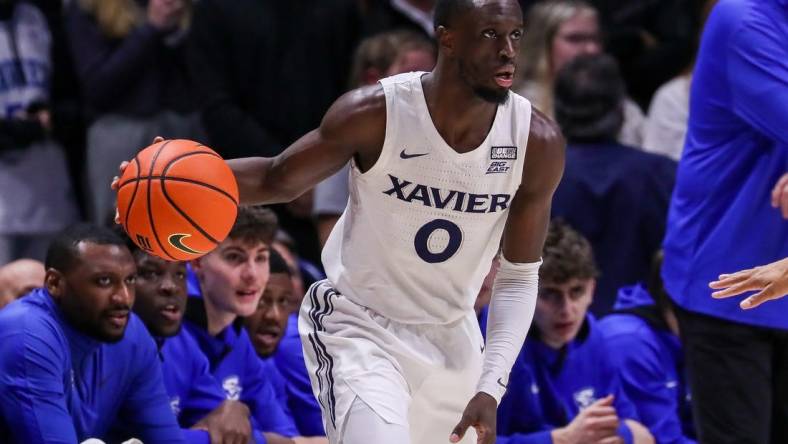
[168,233,204,255]
[400,149,429,159]
[497,377,508,389]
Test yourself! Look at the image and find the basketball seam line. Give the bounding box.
[147,140,177,260]
[124,156,141,229]
[117,176,238,206]
[159,151,227,245]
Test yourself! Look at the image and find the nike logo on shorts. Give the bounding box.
[400,149,428,159]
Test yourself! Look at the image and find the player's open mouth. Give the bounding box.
[254,327,282,347]
[236,290,259,301]
[160,304,182,322]
[106,310,129,327]
[494,68,514,88]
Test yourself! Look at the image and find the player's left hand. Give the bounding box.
[450,392,497,444]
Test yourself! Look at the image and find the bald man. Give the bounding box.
[0,259,45,309]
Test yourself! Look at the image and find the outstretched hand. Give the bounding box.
[710,257,788,309]
[450,392,497,444]
[111,136,165,224]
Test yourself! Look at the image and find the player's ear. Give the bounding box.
[436,25,455,56]
[45,269,65,299]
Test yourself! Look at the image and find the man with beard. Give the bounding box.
[245,249,326,439]
[116,0,565,442]
[127,235,262,444]
[0,224,183,443]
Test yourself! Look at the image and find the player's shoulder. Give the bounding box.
[527,107,564,150]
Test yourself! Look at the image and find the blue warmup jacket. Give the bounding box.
[598,285,696,444]
[552,141,676,314]
[182,296,298,438]
[662,0,788,328]
[497,315,638,444]
[0,289,183,443]
[271,314,325,436]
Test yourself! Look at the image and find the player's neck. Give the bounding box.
[421,69,498,152]
[203,297,237,336]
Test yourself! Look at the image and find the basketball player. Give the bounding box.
[114,0,564,442]
[229,0,563,442]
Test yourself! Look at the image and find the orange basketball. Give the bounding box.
[116,139,239,261]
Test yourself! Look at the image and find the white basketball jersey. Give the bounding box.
[322,72,532,324]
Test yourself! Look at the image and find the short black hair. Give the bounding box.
[45,223,129,273]
[269,248,291,276]
[554,53,625,143]
[229,205,279,246]
[434,0,475,29]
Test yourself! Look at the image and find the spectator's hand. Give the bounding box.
[263,433,295,444]
[551,395,620,444]
[710,257,788,309]
[148,0,186,31]
[771,173,788,219]
[623,419,654,444]
[111,136,165,224]
[191,400,252,444]
[450,392,497,444]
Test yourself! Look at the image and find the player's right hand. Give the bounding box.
[551,395,620,444]
[112,136,165,224]
[191,400,252,444]
[710,257,788,309]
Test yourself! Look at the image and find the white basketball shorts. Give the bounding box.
[299,280,485,444]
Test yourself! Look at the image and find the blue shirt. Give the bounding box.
[662,0,788,328]
[599,285,696,444]
[0,289,184,444]
[182,296,299,438]
[497,315,638,444]
[552,141,676,314]
[271,314,325,436]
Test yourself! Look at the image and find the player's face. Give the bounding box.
[533,277,595,349]
[550,11,601,76]
[195,238,270,318]
[49,242,137,343]
[244,272,293,358]
[451,0,524,104]
[132,252,187,338]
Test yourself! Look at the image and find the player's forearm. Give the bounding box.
[477,256,541,403]
[229,157,296,205]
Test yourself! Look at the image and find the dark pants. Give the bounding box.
[677,307,788,444]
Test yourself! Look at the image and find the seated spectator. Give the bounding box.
[0,258,45,309]
[642,0,719,161]
[514,0,645,146]
[125,232,263,444]
[0,0,80,263]
[0,224,182,443]
[642,74,690,161]
[313,29,436,247]
[184,206,297,443]
[496,220,653,444]
[599,253,696,444]
[273,229,325,300]
[245,249,326,439]
[65,0,202,224]
[551,53,676,314]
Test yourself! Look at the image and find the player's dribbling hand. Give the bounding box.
[450,392,497,444]
[551,395,620,444]
[710,257,788,309]
[111,136,165,224]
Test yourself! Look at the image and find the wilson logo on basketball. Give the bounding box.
[168,233,204,255]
